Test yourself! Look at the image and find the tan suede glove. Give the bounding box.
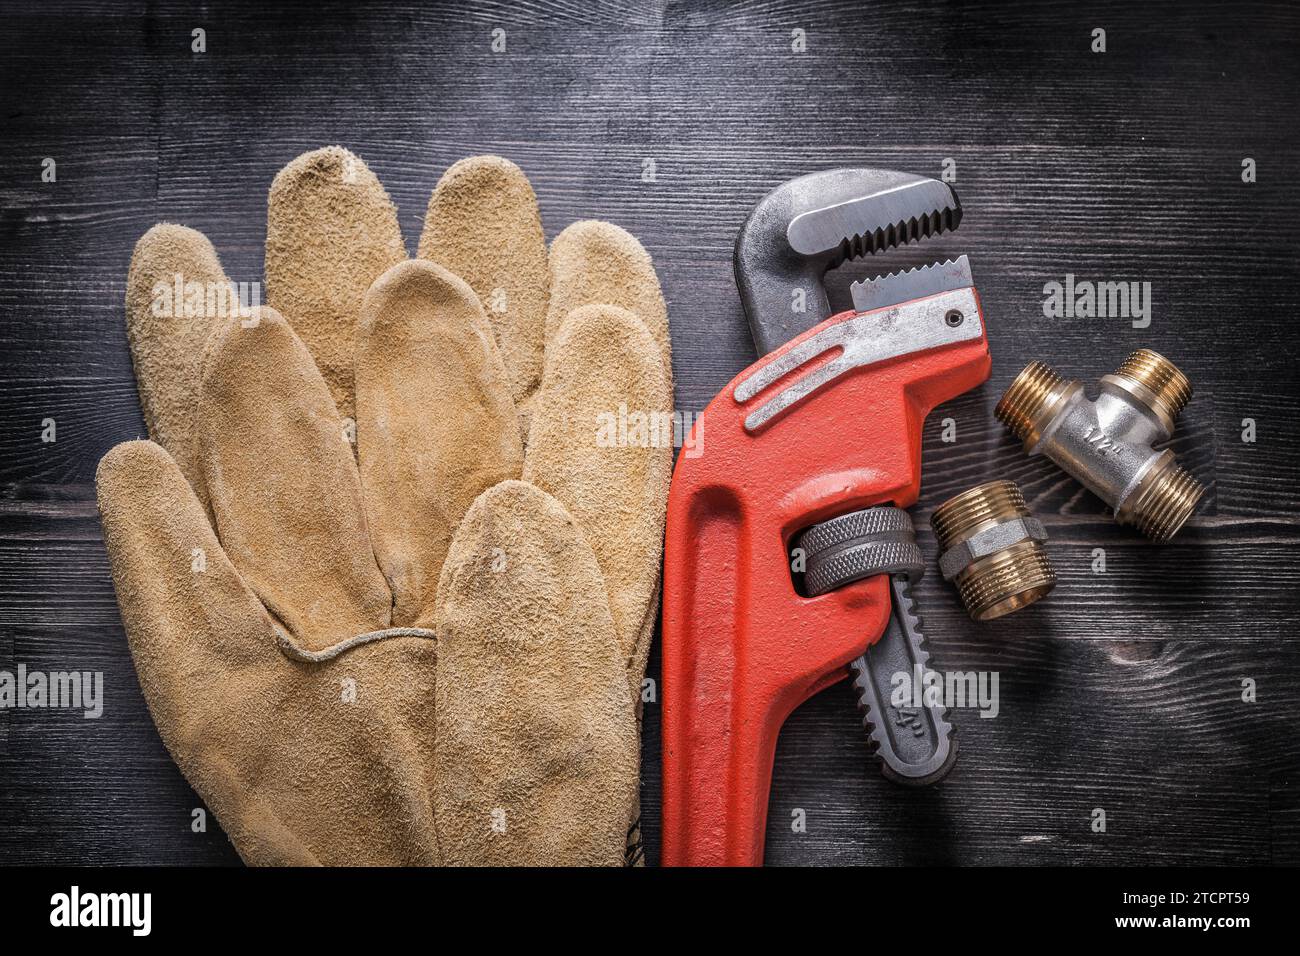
[96,148,672,865]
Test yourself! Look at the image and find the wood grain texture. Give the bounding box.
[1,0,1297,867]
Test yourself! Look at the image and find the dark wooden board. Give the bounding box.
[1,0,1297,867]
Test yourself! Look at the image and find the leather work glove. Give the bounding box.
[96,147,673,865]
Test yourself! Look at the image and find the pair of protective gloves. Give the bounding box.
[96,148,673,865]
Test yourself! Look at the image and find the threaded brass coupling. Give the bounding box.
[931,480,1057,621]
[995,349,1203,543]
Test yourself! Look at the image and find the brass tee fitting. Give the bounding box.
[995,349,1203,542]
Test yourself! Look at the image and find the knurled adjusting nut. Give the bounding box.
[937,516,1049,581]
[795,506,925,597]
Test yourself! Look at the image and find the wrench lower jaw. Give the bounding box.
[850,576,958,788]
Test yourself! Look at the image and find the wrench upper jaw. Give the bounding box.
[784,172,962,262]
[735,167,963,355]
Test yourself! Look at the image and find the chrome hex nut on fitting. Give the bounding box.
[931,480,1057,621]
[995,349,1204,542]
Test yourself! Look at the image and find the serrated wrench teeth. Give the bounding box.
[786,175,962,259]
[851,254,975,314]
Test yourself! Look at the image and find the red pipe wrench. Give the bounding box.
[661,169,992,866]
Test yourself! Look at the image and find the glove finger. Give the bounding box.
[433,479,637,866]
[97,440,276,664]
[355,259,523,629]
[417,156,549,414]
[198,306,392,649]
[95,441,314,857]
[523,305,673,675]
[546,220,672,379]
[265,146,406,422]
[125,223,233,487]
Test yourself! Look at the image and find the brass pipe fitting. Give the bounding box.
[931,480,1056,621]
[995,349,1204,542]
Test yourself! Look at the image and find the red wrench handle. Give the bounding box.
[661,296,990,866]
